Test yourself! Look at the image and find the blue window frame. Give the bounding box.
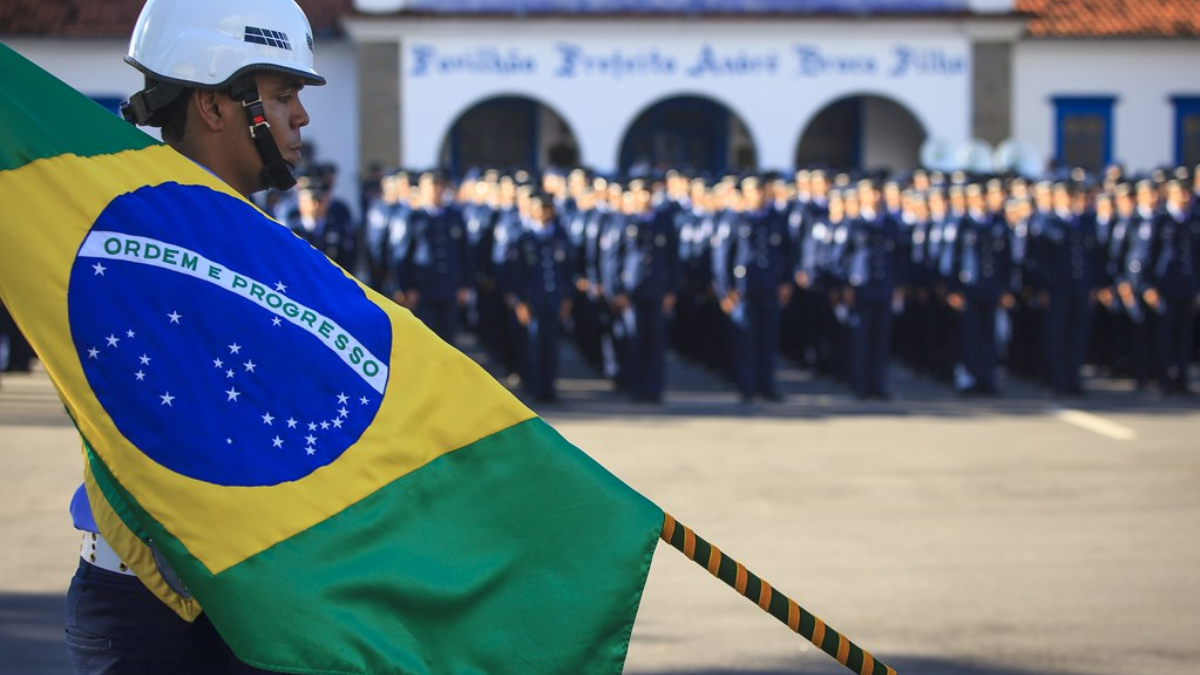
[1052,96,1115,173]
[1172,96,1200,168]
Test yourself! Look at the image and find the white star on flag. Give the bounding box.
[168,311,182,324]
[320,421,330,430]
[275,281,288,292]
[271,317,282,327]
[92,262,106,276]
[262,412,275,425]
[332,418,344,429]
[213,358,223,368]
[272,436,284,449]
[105,334,120,348]
[286,418,298,429]
[160,392,175,406]
[337,393,349,404]
[306,447,316,456]
[226,369,236,379]
[226,387,241,402]
[360,397,370,405]
[87,348,100,359]
[305,434,317,445]
[126,330,136,338]
[139,354,151,365]
[308,422,317,431]
[229,343,242,354]
[135,371,146,381]
[244,360,257,373]
[338,407,349,418]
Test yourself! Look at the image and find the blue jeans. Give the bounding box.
[66,559,276,674]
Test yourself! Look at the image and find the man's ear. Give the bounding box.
[191,89,227,132]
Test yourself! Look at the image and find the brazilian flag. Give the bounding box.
[0,44,662,674]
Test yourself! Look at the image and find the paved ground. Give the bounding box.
[2,344,1198,675]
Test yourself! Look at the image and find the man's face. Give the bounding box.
[218,72,310,194]
[257,72,310,169]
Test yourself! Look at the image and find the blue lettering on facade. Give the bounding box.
[410,44,536,77]
[407,41,964,81]
[685,44,779,78]
[792,45,877,77]
[888,45,965,77]
[554,43,676,79]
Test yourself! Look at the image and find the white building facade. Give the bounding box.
[5,0,1199,211]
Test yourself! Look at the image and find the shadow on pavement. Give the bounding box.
[0,592,69,675]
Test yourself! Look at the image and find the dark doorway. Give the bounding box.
[796,95,925,173]
[440,96,579,175]
[619,96,756,177]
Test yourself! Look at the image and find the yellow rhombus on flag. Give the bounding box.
[0,44,663,675]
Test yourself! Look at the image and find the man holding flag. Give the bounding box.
[2,1,666,673]
[64,0,325,671]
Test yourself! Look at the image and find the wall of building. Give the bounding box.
[6,38,363,217]
[1013,39,1200,174]
[354,19,975,173]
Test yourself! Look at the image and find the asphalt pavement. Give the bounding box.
[2,342,1198,675]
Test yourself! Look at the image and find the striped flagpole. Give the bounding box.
[661,513,897,675]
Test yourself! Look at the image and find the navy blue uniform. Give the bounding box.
[397,206,469,344]
[718,207,793,400]
[1039,208,1103,394]
[840,210,905,399]
[1147,204,1199,394]
[513,220,575,402]
[618,208,680,402]
[947,210,1013,394]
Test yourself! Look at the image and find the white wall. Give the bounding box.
[1014,40,1200,174]
[5,38,362,217]
[350,19,974,173]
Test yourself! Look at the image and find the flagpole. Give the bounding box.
[661,513,898,675]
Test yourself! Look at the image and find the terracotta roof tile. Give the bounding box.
[3,0,1196,40]
[1018,0,1200,38]
[0,0,350,38]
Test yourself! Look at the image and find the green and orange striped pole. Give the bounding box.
[662,513,897,675]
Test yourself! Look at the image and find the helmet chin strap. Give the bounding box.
[228,75,297,192]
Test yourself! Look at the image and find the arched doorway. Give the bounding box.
[795,95,926,172]
[619,96,756,177]
[440,96,579,175]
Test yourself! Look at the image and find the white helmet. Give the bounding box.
[125,0,325,89]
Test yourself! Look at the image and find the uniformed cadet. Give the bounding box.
[1145,180,1198,396]
[839,180,906,400]
[363,172,401,292]
[597,182,631,385]
[674,177,713,365]
[1090,191,1122,373]
[616,182,681,403]
[285,178,356,272]
[714,178,792,402]
[510,195,575,403]
[945,183,1014,396]
[396,172,471,345]
[1038,182,1102,396]
[1116,181,1162,390]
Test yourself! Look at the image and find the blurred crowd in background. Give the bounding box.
[5,152,1198,405]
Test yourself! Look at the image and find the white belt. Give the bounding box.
[81,531,136,576]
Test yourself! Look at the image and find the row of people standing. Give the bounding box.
[349,165,1199,403]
